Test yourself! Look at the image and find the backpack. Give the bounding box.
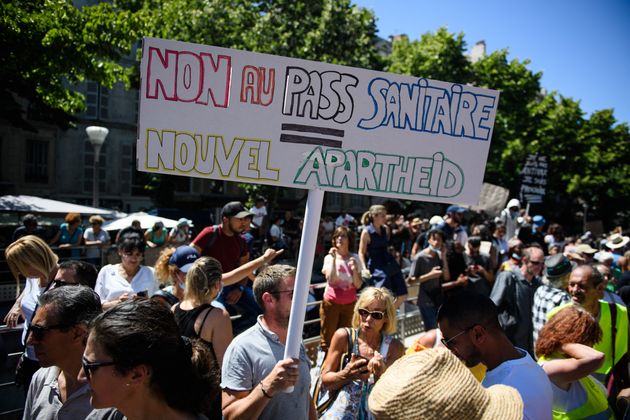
[198,225,246,256]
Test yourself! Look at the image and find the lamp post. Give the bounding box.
[86,126,109,207]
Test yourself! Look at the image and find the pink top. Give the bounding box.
[322,252,362,305]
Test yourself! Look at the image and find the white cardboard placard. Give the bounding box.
[137,37,500,205]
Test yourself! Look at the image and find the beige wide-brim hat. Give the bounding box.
[368,349,523,420]
[607,233,630,250]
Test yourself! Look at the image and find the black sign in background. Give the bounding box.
[519,154,548,205]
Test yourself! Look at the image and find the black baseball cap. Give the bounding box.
[222,201,253,219]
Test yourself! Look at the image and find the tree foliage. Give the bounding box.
[386,27,630,227]
[0,0,143,127]
[131,0,382,68]
[130,0,382,208]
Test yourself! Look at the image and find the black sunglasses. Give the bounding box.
[440,325,476,349]
[27,323,72,341]
[358,308,385,320]
[82,357,116,381]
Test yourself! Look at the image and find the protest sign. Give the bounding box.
[137,37,500,205]
[519,154,548,204]
[136,37,501,383]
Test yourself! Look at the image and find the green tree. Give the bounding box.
[386,28,473,84]
[471,49,543,191]
[134,0,382,69]
[385,27,630,228]
[0,0,144,127]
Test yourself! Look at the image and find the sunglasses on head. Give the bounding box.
[27,323,71,341]
[358,308,385,320]
[82,356,116,381]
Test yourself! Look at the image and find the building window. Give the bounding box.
[350,194,364,208]
[84,82,109,120]
[25,140,49,183]
[328,192,342,208]
[83,142,108,193]
[121,144,132,194]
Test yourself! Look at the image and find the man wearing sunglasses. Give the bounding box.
[489,246,545,356]
[23,285,102,419]
[438,290,552,420]
[221,264,315,420]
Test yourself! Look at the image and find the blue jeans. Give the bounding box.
[419,303,438,330]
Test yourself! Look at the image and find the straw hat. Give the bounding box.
[606,233,629,250]
[368,348,523,420]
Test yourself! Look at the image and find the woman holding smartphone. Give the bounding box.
[94,236,156,309]
[320,287,404,418]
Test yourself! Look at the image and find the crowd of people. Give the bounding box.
[3,195,630,419]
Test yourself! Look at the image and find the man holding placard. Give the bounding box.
[136,37,501,391]
[221,265,315,419]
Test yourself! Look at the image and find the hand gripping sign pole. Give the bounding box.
[283,188,324,393]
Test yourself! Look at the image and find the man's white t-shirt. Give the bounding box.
[482,347,553,420]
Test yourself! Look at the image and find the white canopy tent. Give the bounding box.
[102,212,182,231]
[0,195,125,218]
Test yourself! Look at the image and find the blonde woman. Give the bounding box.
[4,236,60,389]
[359,205,407,308]
[172,256,232,368]
[320,287,404,418]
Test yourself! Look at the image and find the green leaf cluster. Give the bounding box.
[1,0,143,127]
[385,27,630,226]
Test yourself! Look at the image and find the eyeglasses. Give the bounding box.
[529,260,544,266]
[82,357,116,381]
[27,323,72,341]
[358,308,385,320]
[273,289,294,299]
[440,325,475,349]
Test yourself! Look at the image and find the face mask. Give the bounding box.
[178,280,186,290]
[429,244,440,253]
[511,253,522,261]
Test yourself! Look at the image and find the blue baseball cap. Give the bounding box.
[446,205,466,214]
[532,215,546,227]
[169,246,200,273]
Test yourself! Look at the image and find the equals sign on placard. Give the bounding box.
[279,124,344,148]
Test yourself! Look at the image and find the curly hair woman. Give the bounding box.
[536,306,611,419]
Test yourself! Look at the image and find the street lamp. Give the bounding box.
[86,126,109,207]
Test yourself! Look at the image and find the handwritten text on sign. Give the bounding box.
[137,37,500,204]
